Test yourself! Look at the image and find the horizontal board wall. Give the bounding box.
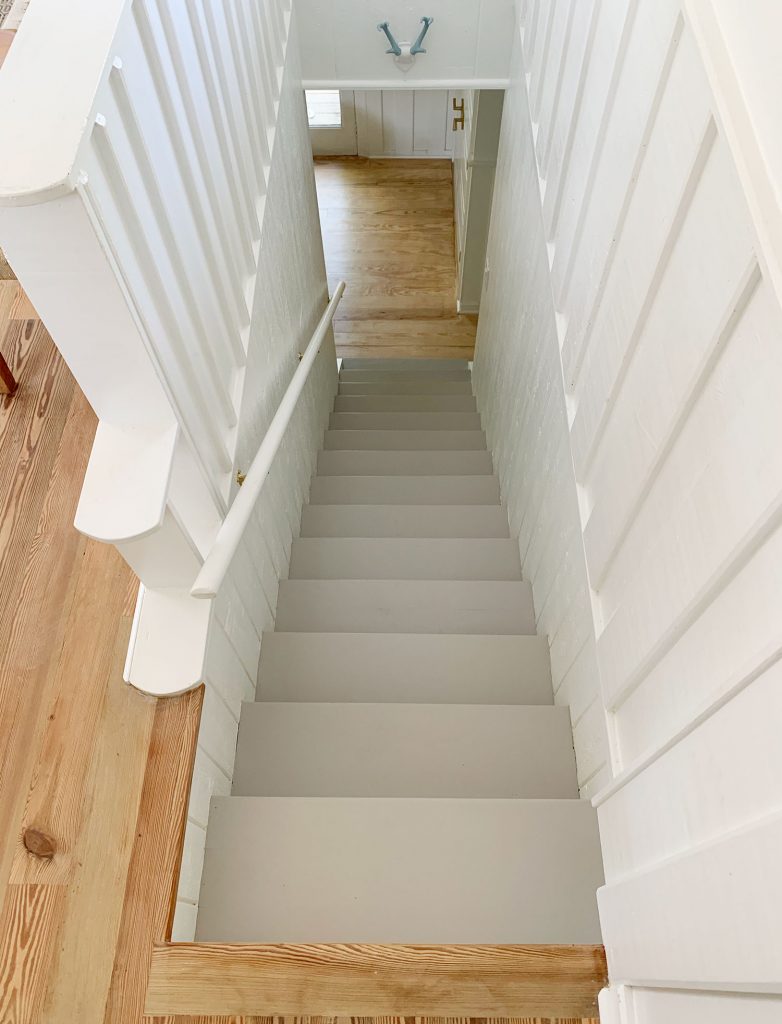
[296,0,515,87]
[172,13,336,941]
[474,0,782,1017]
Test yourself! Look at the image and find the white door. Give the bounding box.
[307,89,358,156]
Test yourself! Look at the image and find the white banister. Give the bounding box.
[0,0,295,696]
[191,280,346,600]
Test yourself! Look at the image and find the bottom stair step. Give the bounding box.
[146,941,608,1019]
[196,797,604,943]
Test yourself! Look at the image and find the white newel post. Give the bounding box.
[1,0,295,695]
[0,181,220,696]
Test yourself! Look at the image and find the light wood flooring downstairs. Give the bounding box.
[314,158,477,360]
[0,291,600,1021]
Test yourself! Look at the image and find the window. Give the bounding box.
[305,89,342,129]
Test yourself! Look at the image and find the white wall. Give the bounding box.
[295,0,515,88]
[355,89,457,157]
[474,0,782,1017]
[172,16,335,940]
[453,89,503,311]
[310,88,458,158]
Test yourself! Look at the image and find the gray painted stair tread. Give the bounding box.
[317,450,492,476]
[289,538,521,580]
[275,579,536,634]
[324,429,487,451]
[232,703,577,798]
[334,394,477,412]
[338,380,473,395]
[340,369,471,382]
[341,358,469,370]
[299,503,510,538]
[329,411,482,431]
[309,474,501,504]
[196,797,604,943]
[257,633,553,704]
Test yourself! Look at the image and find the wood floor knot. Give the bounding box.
[22,827,57,859]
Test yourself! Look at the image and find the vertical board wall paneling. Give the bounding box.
[351,89,454,157]
[474,0,782,1016]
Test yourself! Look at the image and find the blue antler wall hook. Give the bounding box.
[377,21,402,57]
[377,16,434,71]
[411,17,434,55]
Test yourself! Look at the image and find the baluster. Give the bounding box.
[89,118,232,480]
[110,63,239,428]
[198,0,262,238]
[241,0,276,128]
[185,0,259,246]
[234,0,274,158]
[221,0,270,186]
[153,0,254,284]
[133,0,249,344]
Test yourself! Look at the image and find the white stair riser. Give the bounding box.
[329,412,482,431]
[308,475,501,504]
[257,633,554,704]
[338,381,473,395]
[324,429,487,451]
[341,358,469,371]
[288,538,521,580]
[299,504,510,538]
[275,579,536,634]
[196,798,604,943]
[232,703,578,798]
[317,451,493,476]
[334,394,478,412]
[340,369,471,382]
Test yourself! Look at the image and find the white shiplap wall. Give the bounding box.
[172,17,335,939]
[473,46,610,798]
[474,0,782,1017]
[310,89,458,158]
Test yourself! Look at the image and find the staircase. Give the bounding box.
[196,358,604,944]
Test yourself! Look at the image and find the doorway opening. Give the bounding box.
[308,88,504,361]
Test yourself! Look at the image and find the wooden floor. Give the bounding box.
[0,282,201,1024]
[314,158,477,360]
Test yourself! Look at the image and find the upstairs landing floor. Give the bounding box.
[314,157,477,360]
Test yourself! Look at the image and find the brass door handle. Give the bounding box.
[452,96,465,131]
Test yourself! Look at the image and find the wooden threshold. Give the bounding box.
[145,941,607,1019]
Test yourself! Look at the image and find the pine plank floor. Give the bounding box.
[314,158,477,360]
[0,289,199,1024]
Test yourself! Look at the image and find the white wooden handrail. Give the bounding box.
[191,281,346,599]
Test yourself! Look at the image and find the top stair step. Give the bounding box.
[341,358,470,371]
[340,369,471,383]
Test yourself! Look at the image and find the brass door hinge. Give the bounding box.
[452,96,465,131]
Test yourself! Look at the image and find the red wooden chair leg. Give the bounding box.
[0,350,17,395]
